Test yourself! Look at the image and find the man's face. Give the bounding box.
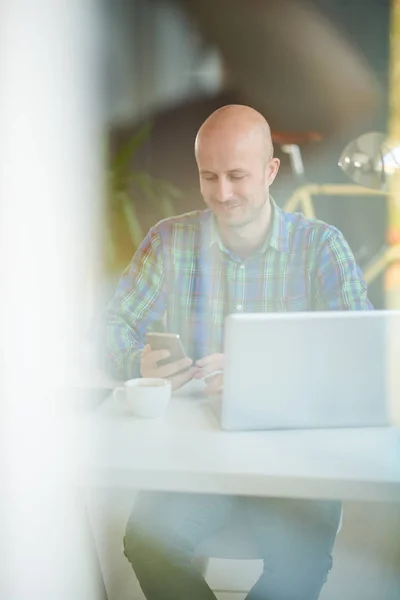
[196,129,279,228]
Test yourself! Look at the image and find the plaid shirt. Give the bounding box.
[103,200,372,378]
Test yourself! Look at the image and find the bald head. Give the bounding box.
[195,104,273,163]
[194,105,280,230]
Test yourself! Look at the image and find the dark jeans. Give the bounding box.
[124,492,342,600]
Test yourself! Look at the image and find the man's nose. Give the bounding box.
[215,178,233,202]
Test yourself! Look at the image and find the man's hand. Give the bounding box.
[140,345,197,391]
[194,353,224,395]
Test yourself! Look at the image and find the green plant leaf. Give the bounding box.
[112,122,153,188]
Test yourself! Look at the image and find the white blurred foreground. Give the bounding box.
[0,1,104,598]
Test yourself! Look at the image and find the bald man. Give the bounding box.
[103,105,372,599]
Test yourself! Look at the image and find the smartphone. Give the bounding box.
[146,332,188,368]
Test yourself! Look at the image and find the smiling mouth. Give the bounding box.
[220,203,240,211]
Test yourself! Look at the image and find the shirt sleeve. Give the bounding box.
[314,229,373,310]
[101,226,166,379]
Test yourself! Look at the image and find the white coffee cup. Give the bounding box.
[113,377,171,418]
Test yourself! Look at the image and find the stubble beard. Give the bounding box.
[223,193,269,230]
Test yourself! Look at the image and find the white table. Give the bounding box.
[83,380,400,503]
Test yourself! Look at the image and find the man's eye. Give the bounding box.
[230,174,245,180]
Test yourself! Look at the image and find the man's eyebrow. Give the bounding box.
[199,168,249,175]
[199,170,215,175]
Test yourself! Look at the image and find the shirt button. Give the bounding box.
[236,304,243,312]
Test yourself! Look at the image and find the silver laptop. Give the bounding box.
[215,310,400,431]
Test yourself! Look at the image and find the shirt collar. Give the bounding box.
[268,197,290,253]
[207,197,290,255]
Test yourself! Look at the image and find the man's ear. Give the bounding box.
[266,157,280,186]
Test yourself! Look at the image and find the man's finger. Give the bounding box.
[195,366,223,379]
[170,366,198,391]
[141,344,152,358]
[205,372,223,394]
[205,372,221,384]
[156,357,193,379]
[196,353,223,367]
[142,348,171,366]
[195,353,224,369]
